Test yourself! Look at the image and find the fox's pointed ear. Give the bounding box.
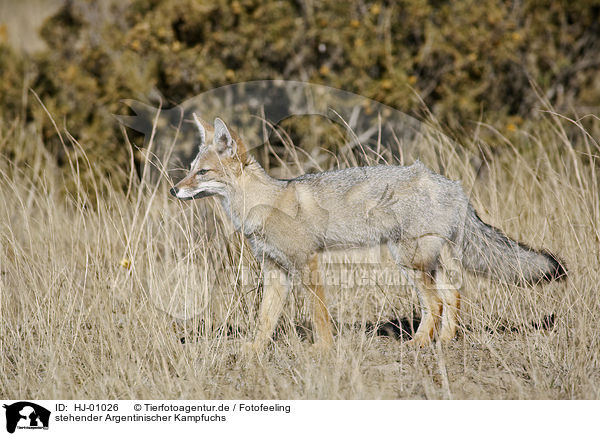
[192,113,206,147]
[213,117,237,156]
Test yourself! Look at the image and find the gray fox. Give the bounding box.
[170,114,566,350]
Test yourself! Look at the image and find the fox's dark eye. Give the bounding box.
[196,169,209,176]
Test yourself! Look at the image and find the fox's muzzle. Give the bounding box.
[170,186,214,200]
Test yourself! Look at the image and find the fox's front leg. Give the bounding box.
[306,254,333,351]
[243,261,290,354]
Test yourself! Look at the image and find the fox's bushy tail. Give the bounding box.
[461,205,567,284]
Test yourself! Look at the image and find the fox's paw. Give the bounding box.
[438,330,457,344]
[407,333,434,348]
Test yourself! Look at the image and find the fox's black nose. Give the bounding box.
[170,187,178,197]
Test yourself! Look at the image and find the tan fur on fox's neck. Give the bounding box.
[220,155,288,232]
[220,130,309,235]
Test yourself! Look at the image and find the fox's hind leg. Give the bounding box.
[306,254,333,351]
[388,238,443,346]
[411,270,443,347]
[438,281,460,343]
[438,247,462,342]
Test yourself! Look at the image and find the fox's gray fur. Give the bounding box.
[171,114,566,350]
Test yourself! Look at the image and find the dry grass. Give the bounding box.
[0,109,599,400]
